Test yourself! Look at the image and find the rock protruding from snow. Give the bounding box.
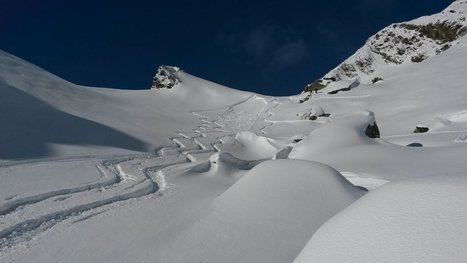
[303,106,326,120]
[365,122,380,138]
[151,65,181,90]
[291,110,381,157]
[304,0,467,88]
[414,126,430,133]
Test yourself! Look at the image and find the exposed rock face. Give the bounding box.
[151,66,181,90]
[366,20,465,66]
[407,142,423,147]
[327,79,360,94]
[372,77,383,84]
[365,122,381,138]
[303,106,327,120]
[304,79,326,93]
[414,126,429,133]
[304,1,467,91]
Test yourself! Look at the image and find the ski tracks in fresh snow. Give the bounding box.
[0,95,279,250]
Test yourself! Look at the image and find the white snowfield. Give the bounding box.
[293,175,467,263]
[2,2,467,262]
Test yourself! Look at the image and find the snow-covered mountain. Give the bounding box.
[305,0,467,92]
[2,2,467,263]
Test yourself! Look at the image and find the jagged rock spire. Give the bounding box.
[151,66,181,90]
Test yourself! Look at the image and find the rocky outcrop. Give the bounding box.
[304,0,467,91]
[304,79,327,93]
[413,126,429,133]
[303,106,327,120]
[365,122,381,138]
[327,79,360,94]
[151,66,181,90]
[372,77,383,84]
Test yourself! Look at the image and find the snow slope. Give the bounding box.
[319,0,467,84]
[293,174,467,263]
[2,1,467,263]
[290,110,467,182]
[152,160,363,263]
[0,50,253,159]
[302,34,467,137]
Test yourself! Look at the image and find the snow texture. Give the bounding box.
[2,2,467,263]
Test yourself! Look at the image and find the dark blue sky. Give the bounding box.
[0,0,451,95]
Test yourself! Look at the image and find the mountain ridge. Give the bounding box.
[305,0,467,93]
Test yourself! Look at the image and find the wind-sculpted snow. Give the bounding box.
[294,175,467,263]
[152,160,364,263]
[290,110,467,182]
[3,2,467,262]
[0,74,342,262]
[0,83,148,159]
[0,155,161,247]
[0,92,286,254]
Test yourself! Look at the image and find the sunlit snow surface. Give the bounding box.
[2,3,467,262]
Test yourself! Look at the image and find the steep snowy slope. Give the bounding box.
[300,34,467,137]
[0,50,253,159]
[0,80,149,159]
[305,0,467,91]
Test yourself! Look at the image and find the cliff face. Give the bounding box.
[305,0,467,92]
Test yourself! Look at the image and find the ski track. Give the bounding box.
[0,96,281,250]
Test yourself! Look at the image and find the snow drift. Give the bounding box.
[154,160,364,263]
[294,174,467,263]
[2,1,467,262]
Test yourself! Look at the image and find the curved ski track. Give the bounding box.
[0,96,279,249]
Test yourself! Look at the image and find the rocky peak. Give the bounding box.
[151,66,182,90]
[304,1,467,92]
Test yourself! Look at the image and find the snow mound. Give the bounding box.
[291,110,379,156]
[446,109,467,123]
[187,152,261,180]
[154,69,253,110]
[294,174,467,263]
[414,108,467,132]
[303,106,327,120]
[219,131,281,160]
[290,110,467,182]
[157,159,364,263]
